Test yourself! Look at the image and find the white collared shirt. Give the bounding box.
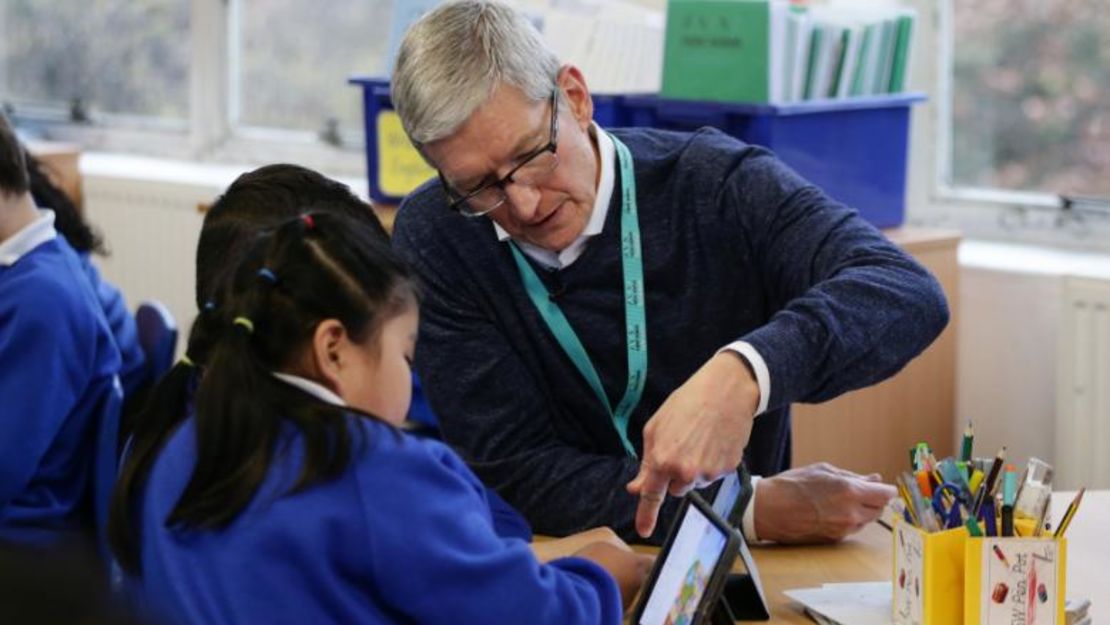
[0,209,57,267]
[271,372,346,407]
[493,122,615,270]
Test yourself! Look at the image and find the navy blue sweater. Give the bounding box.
[392,127,949,542]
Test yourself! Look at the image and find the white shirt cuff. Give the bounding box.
[720,341,770,416]
[742,475,763,543]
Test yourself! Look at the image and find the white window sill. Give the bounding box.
[80,152,370,201]
[960,239,1110,281]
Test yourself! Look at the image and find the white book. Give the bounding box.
[834,25,863,98]
[809,22,844,100]
[767,0,790,103]
[785,9,813,102]
[873,16,899,94]
[855,20,883,95]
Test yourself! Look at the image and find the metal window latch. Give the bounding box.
[1060,194,1110,215]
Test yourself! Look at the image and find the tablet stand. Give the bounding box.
[715,531,770,621]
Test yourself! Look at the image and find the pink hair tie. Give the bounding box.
[301,214,315,229]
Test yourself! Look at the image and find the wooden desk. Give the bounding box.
[669,490,1106,624]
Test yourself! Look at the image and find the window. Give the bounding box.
[236,0,392,143]
[0,0,400,168]
[0,0,189,126]
[949,0,1110,198]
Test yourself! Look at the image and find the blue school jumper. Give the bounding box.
[407,371,533,541]
[79,253,145,398]
[0,221,122,544]
[137,415,621,625]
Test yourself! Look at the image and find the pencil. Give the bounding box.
[961,421,974,462]
[1053,488,1086,538]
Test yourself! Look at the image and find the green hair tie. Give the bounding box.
[233,316,255,334]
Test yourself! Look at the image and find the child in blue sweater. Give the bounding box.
[109,212,649,625]
[0,114,122,546]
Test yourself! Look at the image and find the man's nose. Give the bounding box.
[503,182,543,221]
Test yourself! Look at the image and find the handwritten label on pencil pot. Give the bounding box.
[964,537,1067,625]
[892,519,967,625]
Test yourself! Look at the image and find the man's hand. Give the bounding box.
[754,463,897,544]
[626,352,760,537]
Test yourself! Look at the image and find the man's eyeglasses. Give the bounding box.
[439,90,560,218]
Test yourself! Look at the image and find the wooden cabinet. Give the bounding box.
[791,228,961,481]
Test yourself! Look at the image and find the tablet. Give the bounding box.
[709,466,751,527]
[630,493,740,625]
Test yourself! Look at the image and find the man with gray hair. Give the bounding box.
[391,1,949,544]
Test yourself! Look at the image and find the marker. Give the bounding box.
[1003,465,1017,505]
[968,469,985,497]
[1001,465,1016,537]
[915,470,934,499]
[961,421,974,462]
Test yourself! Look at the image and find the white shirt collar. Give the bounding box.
[271,372,347,407]
[0,209,57,267]
[493,122,615,270]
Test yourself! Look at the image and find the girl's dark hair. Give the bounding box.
[108,166,397,576]
[25,152,106,255]
[0,113,29,196]
[197,164,384,309]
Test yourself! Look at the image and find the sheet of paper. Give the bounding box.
[784,581,894,625]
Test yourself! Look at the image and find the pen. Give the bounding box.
[961,421,974,462]
[974,446,1007,516]
[1032,491,1052,537]
[982,500,998,537]
[1054,488,1086,538]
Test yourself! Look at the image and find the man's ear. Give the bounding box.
[311,319,347,390]
[558,64,594,131]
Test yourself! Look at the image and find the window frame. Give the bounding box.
[906,0,1110,251]
[1,0,367,177]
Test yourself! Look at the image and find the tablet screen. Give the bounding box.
[636,502,729,625]
[711,471,741,522]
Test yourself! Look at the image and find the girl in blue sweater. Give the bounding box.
[108,212,647,625]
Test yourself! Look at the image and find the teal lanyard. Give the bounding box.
[509,133,646,458]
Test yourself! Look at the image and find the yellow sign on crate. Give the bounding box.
[893,520,967,625]
[376,110,435,199]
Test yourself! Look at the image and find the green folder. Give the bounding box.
[888,13,915,93]
[662,0,773,103]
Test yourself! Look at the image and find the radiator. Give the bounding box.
[1056,276,1110,489]
[81,166,223,360]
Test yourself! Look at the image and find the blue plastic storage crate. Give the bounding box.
[615,93,926,228]
[350,76,923,228]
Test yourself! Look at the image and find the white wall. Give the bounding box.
[956,241,1110,486]
[956,260,1062,466]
